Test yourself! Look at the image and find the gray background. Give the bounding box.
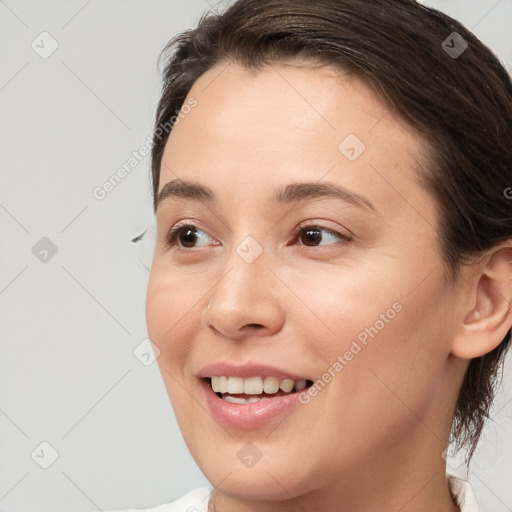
[0,1,511,511]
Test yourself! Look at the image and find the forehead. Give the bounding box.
[159,60,432,220]
[170,60,397,153]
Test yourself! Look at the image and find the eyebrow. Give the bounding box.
[157,178,377,213]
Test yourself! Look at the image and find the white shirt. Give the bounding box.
[108,474,479,512]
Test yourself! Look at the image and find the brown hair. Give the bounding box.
[150,0,512,462]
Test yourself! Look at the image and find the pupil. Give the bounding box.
[302,228,321,246]
[179,226,197,247]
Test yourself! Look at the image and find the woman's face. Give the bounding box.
[146,61,466,501]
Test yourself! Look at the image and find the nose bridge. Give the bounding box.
[214,234,269,310]
[202,234,284,337]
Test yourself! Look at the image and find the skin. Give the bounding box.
[146,60,512,512]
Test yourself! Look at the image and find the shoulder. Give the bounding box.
[448,474,480,512]
[103,486,212,512]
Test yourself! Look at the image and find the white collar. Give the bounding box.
[448,474,480,511]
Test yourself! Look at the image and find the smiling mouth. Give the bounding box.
[205,376,314,404]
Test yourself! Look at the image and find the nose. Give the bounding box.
[200,246,286,340]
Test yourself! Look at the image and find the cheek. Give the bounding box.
[296,263,451,409]
[145,271,198,369]
[331,275,453,428]
[146,274,200,427]
[146,277,174,344]
[281,263,402,356]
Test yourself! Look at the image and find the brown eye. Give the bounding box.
[167,224,214,248]
[178,226,198,247]
[300,227,323,246]
[296,225,350,247]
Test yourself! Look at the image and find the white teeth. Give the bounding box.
[223,395,246,404]
[210,375,309,395]
[223,395,268,404]
[280,379,295,392]
[263,376,280,394]
[294,380,307,391]
[244,376,264,394]
[211,376,221,392]
[227,377,244,394]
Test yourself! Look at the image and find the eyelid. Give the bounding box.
[165,219,353,252]
[166,220,219,247]
[292,221,353,241]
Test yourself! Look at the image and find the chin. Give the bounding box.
[198,450,312,501]
[180,421,323,501]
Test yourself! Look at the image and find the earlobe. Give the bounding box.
[451,245,512,360]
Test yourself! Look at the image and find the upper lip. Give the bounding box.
[197,362,310,381]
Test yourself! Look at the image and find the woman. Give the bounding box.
[127,0,512,510]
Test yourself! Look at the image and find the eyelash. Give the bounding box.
[166,221,352,250]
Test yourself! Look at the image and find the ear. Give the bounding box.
[451,243,512,359]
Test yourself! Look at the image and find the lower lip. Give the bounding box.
[200,379,305,429]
